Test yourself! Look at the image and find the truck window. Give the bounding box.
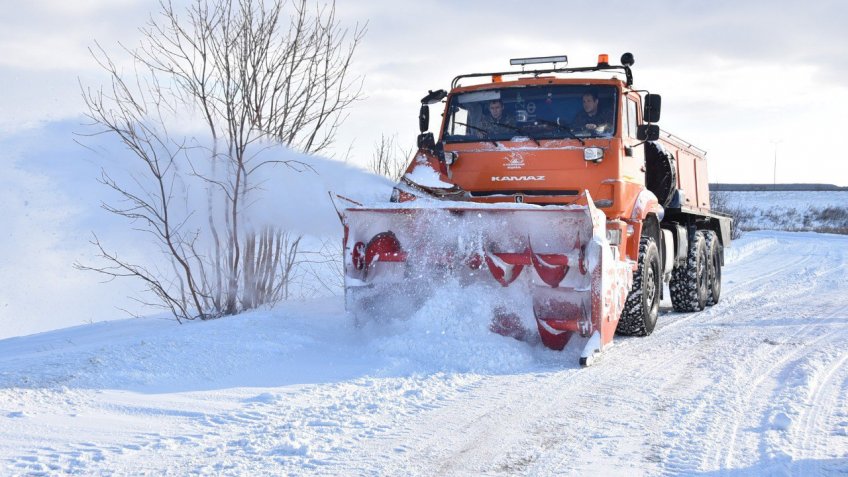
[447,105,470,136]
[443,85,617,143]
[627,97,638,138]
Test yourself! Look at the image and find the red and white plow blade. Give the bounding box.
[342,196,632,366]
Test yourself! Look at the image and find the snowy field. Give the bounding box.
[718,191,848,233]
[720,191,848,210]
[1,230,847,476]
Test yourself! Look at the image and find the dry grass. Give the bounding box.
[710,191,848,237]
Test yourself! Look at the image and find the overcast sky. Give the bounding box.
[2,0,848,186]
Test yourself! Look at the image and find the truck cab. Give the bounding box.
[439,77,647,219]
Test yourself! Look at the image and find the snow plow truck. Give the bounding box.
[341,53,732,366]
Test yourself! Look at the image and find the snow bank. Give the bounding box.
[0,120,393,339]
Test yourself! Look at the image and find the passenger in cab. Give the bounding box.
[572,91,612,133]
[478,99,516,137]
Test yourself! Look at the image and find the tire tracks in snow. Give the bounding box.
[365,324,717,476]
[779,333,848,476]
[637,243,825,471]
[653,234,848,475]
[370,367,585,476]
[709,323,832,471]
[365,349,664,476]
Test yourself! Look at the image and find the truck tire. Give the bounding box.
[616,236,661,336]
[670,230,708,312]
[705,231,722,306]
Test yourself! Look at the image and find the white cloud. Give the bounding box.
[0,0,149,70]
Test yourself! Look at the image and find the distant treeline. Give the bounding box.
[710,183,848,191]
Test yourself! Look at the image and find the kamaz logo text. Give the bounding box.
[491,176,545,182]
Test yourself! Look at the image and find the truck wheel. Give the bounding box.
[616,236,661,336]
[670,230,708,312]
[705,231,722,305]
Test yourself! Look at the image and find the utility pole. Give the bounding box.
[770,139,782,189]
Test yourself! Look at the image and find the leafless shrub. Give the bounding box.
[710,190,746,240]
[369,133,411,181]
[814,206,848,224]
[711,191,848,236]
[78,0,365,321]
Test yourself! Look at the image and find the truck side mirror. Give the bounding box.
[419,104,429,133]
[637,124,660,141]
[644,94,662,123]
[418,89,446,133]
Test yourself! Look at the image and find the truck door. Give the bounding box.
[624,94,646,177]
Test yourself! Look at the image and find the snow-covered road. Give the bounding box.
[2,231,847,476]
[363,232,848,476]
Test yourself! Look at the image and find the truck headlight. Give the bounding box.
[584,147,604,162]
[390,187,418,203]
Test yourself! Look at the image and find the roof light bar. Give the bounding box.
[510,55,568,66]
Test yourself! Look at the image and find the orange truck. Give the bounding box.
[342,53,732,365]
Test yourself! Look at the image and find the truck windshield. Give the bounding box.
[443,85,617,143]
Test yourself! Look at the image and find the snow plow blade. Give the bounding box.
[342,193,632,366]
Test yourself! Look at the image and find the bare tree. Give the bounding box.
[79,0,365,320]
[369,133,411,181]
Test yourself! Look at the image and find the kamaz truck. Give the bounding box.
[341,53,732,365]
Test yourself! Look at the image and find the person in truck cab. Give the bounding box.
[572,91,611,134]
[478,99,515,137]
